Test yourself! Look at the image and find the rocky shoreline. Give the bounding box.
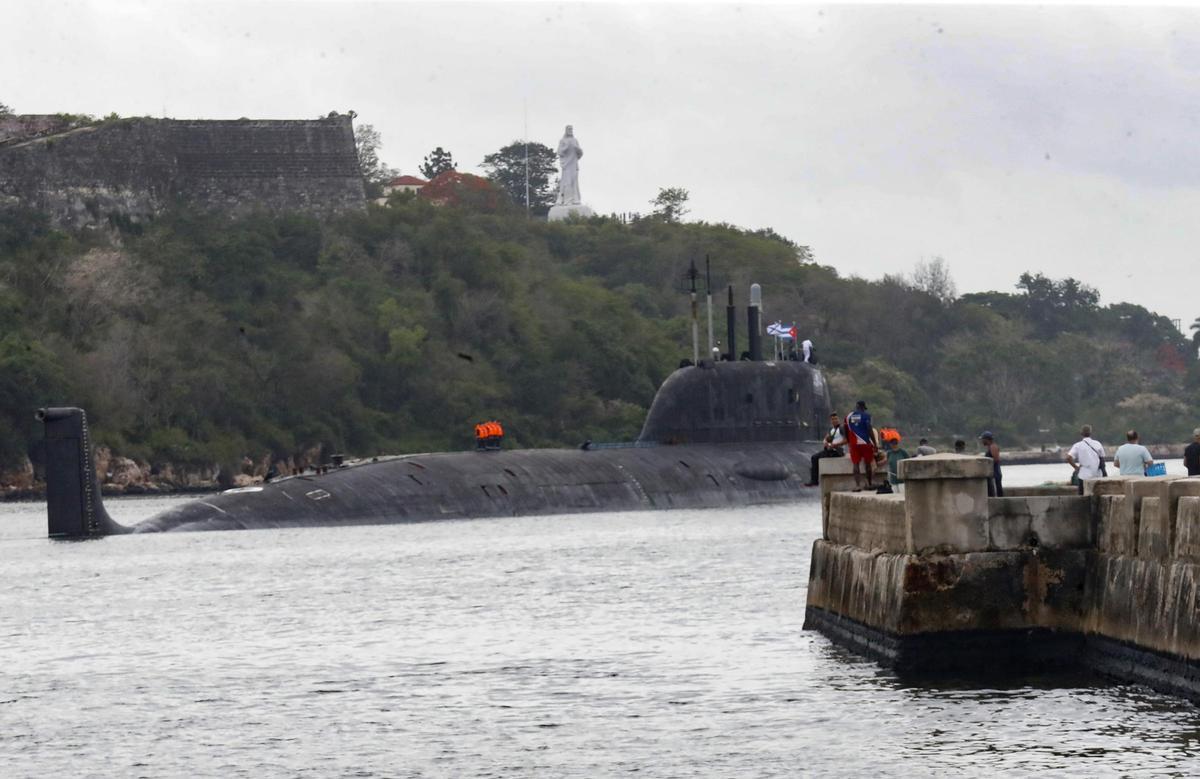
[0,446,312,501]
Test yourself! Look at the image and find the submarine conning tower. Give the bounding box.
[637,360,832,445]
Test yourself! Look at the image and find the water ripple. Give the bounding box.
[2,494,1200,776]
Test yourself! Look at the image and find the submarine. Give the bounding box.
[40,287,833,537]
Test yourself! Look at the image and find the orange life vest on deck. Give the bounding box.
[493,421,504,438]
[475,423,486,440]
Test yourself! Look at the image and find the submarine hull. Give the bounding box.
[130,442,820,532]
[42,360,834,536]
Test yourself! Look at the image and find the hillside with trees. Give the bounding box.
[0,192,1195,486]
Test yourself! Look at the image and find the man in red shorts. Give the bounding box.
[845,400,879,490]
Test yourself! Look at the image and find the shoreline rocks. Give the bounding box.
[0,449,319,501]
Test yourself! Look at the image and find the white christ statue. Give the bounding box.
[555,125,583,205]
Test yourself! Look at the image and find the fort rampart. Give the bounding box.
[805,455,1200,702]
[0,115,365,226]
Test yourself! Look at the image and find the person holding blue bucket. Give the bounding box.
[1114,430,1155,476]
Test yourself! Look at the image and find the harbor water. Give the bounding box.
[2,462,1198,777]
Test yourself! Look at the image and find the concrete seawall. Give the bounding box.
[804,454,1200,700]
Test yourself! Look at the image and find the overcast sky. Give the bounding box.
[4,1,1199,327]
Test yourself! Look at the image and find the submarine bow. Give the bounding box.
[40,361,832,537]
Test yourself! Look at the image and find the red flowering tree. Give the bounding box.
[417,171,503,212]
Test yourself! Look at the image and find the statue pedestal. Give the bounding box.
[547,204,595,222]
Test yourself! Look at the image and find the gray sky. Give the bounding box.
[5,1,1199,327]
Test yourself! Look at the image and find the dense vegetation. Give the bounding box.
[0,193,1196,477]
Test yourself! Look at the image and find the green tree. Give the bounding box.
[354,124,398,195]
[0,333,67,467]
[480,140,557,215]
[1016,272,1100,338]
[651,187,690,223]
[909,257,957,303]
[419,146,456,180]
[0,102,13,116]
[937,322,1056,437]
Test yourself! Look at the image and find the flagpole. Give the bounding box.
[689,259,700,365]
[705,255,714,358]
[523,99,530,217]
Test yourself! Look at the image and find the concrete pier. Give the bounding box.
[804,455,1200,700]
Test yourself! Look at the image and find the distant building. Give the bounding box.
[383,175,427,196]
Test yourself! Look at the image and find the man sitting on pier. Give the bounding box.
[805,412,846,487]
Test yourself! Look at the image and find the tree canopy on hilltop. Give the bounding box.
[481,140,557,216]
[419,146,456,180]
[354,123,398,193]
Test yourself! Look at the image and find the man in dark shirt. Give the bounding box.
[1186,428,1200,476]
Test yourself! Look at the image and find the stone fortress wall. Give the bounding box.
[0,114,365,226]
[0,115,77,145]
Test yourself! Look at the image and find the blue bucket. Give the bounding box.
[1146,462,1167,477]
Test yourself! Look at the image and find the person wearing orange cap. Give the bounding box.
[882,430,909,488]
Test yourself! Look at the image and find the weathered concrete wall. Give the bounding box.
[1098,494,1135,555]
[826,490,1093,554]
[1005,485,1079,497]
[987,495,1094,550]
[816,455,867,536]
[1083,554,1200,661]
[0,115,365,226]
[806,538,1090,677]
[1176,497,1200,560]
[806,541,909,636]
[807,541,1088,637]
[1137,497,1170,559]
[1084,475,1139,497]
[827,492,906,553]
[900,454,991,554]
[805,455,1200,701]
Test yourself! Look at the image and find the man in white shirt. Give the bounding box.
[801,339,814,364]
[1113,429,1153,476]
[1066,425,1106,494]
[806,412,846,487]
